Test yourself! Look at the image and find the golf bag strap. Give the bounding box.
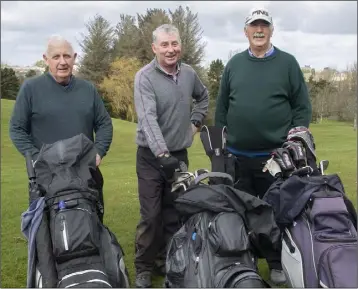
[194,172,233,185]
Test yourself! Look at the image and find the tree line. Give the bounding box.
[1,6,356,128]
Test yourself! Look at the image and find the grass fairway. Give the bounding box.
[1,98,357,288]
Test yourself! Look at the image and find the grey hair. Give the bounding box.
[152,24,181,44]
[244,23,274,31]
[45,34,75,56]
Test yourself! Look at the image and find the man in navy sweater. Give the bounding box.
[9,35,113,220]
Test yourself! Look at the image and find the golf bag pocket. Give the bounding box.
[317,243,357,288]
[166,229,188,287]
[99,225,130,288]
[310,196,357,241]
[281,228,305,288]
[51,203,100,263]
[208,212,250,257]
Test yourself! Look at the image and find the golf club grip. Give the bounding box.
[25,151,35,179]
[194,172,233,185]
[179,161,188,172]
[291,166,313,177]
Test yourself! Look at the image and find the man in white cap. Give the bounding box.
[215,7,312,285]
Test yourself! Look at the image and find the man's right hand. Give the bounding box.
[157,153,180,180]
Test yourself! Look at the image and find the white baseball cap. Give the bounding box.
[245,7,273,25]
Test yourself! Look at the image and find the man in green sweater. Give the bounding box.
[9,35,113,220]
[215,7,312,285]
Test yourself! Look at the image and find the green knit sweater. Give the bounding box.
[9,73,113,159]
[215,47,312,152]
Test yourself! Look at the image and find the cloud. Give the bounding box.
[1,1,356,71]
[267,1,357,35]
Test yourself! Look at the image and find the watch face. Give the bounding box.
[192,121,201,127]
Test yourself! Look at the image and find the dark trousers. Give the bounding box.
[234,155,282,270]
[134,146,189,274]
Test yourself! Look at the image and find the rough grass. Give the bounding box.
[1,99,356,288]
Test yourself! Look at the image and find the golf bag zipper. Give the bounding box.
[302,212,318,280]
[60,214,69,251]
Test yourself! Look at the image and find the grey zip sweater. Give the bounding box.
[134,58,209,157]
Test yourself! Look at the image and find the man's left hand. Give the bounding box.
[96,154,102,167]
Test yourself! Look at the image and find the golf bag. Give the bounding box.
[165,176,281,288]
[22,134,130,288]
[263,129,358,288]
[165,125,282,288]
[200,125,235,185]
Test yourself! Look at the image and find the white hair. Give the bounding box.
[45,34,75,56]
[152,24,181,44]
[244,23,274,31]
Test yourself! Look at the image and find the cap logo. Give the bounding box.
[252,10,269,16]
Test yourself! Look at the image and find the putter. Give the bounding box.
[319,160,329,175]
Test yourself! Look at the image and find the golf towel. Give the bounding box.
[21,197,45,288]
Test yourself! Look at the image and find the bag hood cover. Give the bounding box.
[34,134,98,197]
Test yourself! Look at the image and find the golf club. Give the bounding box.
[319,160,329,175]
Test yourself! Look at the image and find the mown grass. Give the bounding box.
[1,99,356,287]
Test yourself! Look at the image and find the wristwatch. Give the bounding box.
[191,120,202,128]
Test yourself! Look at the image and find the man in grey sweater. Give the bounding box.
[133,24,209,287]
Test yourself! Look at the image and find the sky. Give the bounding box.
[1,1,357,71]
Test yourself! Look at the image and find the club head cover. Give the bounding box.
[283,141,307,168]
[287,126,316,161]
[271,148,296,176]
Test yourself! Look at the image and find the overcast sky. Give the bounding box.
[1,1,357,71]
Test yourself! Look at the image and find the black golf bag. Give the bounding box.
[165,175,281,288]
[22,134,130,288]
[165,126,281,288]
[262,129,358,288]
[199,125,235,185]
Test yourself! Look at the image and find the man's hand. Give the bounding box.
[191,123,198,136]
[157,153,180,180]
[96,154,102,167]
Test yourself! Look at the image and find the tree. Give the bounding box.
[78,14,114,87]
[113,14,140,59]
[25,69,37,78]
[307,76,336,123]
[111,6,207,71]
[136,8,171,65]
[34,60,47,68]
[169,6,207,70]
[99,57,142,122]
[1,67,20,100]
[206,59,224,125]
[333,62,357,126]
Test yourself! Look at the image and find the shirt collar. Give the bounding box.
[154,57,181,76]
[248,44,275,58]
